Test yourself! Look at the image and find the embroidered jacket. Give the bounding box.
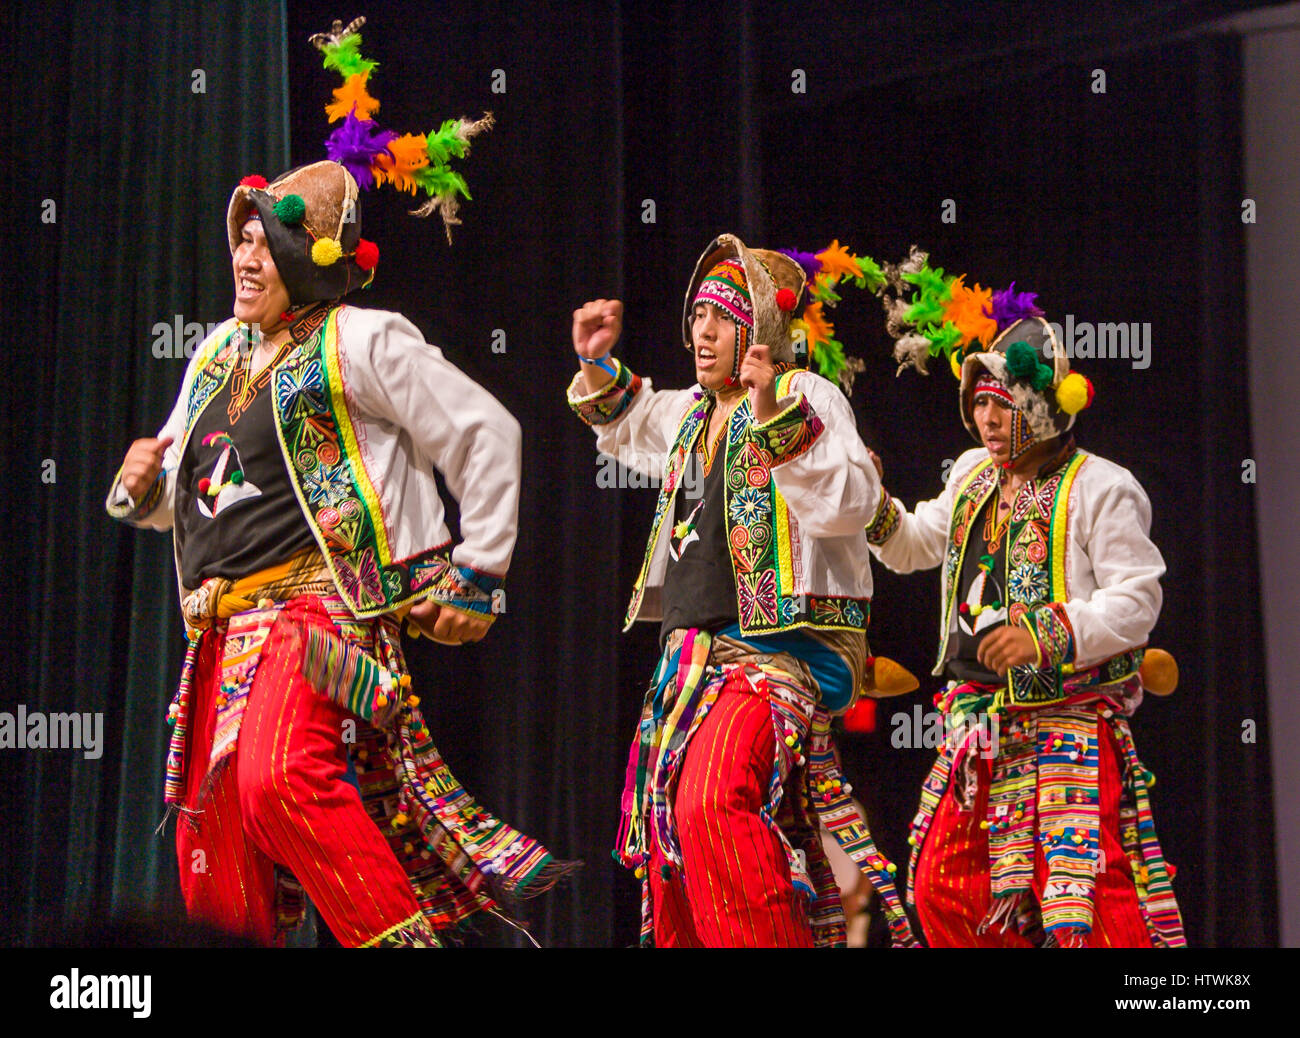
[568,360,880,637]
[868,446,1164,706]
[107,306,520,621]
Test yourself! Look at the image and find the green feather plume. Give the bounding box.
[853,256,886,293]
[322,34,377,78]
[413,165,470,200]
[425,120,471,164]
[925,321,964,358]
[904,296,945,329]
[813,335,848,386]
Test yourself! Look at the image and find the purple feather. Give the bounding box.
[778,248,823,285]
[325,112,397,191]
[987,282,1045,330]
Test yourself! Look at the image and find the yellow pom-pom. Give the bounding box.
[1055,371,1094,415]
[950,351,963,380]
[312,237,342,266]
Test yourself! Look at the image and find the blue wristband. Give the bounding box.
[579,353,618,376]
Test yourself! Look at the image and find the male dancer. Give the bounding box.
[107,20,569,947]
[869,289,1185,947]
[568,235,916,947]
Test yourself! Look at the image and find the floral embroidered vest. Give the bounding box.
[941,452,1143,706]
[625,370,870,637]
[179,308,464,619]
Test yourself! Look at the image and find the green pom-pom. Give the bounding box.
[1005,340,1052,390]
[321,34,377,79]
[1004,340,1038,379]
[229,470,244,486]
[273,194,306,225]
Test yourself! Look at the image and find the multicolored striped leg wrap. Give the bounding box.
[805,711,920,948]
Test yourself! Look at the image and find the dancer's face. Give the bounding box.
[690,302,737,390]
[974,394,1014,466]
[232,218,291,335]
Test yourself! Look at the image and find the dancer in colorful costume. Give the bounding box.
[568,235,919,946]
[106,16,571,947]
[867,251,1185,947]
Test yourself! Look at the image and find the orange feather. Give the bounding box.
[371,134,431,194]
[814,240,862,282]
[942,276,998,346]
[802,301,835,348]
[325,72,380,123]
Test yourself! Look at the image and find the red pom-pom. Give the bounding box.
[775,287,798,312]
[354,239,379,271]
[197,478,211,494]
[842,697,877,734]
[239,174,268,189]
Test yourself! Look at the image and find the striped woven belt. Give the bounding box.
[180,547,335,634]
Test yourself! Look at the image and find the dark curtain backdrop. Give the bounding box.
[6,0,1279,948]
[5,0,291,944]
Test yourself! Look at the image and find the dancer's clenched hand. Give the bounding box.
[119,436,174,502]
[741,343,779,423]
[408,599,491,645]
[572,299,622,393]
[976,625,1039,676]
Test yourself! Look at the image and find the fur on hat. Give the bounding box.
[226,161,371,306]
[682,234,806,364]
[958,317,1074,443]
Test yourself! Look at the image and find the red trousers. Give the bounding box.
[648,686,814,947]
[175,599,425,947]
[913,721,1152,948]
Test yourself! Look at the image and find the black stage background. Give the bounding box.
[3,0,1280,948]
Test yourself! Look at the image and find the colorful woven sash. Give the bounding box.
[166,549,335,804]
[906,678,1186,948]
[617,628,918,947]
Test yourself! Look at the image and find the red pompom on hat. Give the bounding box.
[355,239,380,271]
[239,174,268,189]
[775,287,798,312]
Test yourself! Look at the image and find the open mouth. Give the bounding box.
[696,347,717,364]
[237,277,264,299]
